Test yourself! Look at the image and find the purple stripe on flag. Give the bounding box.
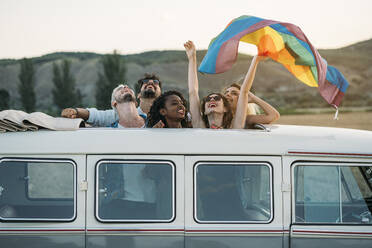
[318,80,344,107]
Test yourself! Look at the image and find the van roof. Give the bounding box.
[1,125,372,156]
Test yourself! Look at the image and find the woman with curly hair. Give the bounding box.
[184,40,266,129]
[146,90,191,128]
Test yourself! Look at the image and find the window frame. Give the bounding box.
[95,160,176,223]
[193,161,273,224]
[291,161,372,225]
[0,158,77,222]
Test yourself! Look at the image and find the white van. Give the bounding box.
[0,125,372,248]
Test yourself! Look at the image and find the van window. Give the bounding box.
[0,159,76,221]
[96,161,174,222]
[294,164,372,224]
[195,162,272,223]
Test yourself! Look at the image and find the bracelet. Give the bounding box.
[73,108,79,117]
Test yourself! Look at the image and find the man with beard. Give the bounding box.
[110,84,146,128]
[61,73,161,127]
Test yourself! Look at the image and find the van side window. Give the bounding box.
[294,164,372,224]
[195,162,272,223]
[96,161,174,222]
[0,159,76,221]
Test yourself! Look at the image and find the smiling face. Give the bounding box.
[160,94,186,121]
[139,79,162,99]
[223,86,240,111]
[203,93,226,115]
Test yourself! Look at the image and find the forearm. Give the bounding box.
[188,56,199,95]
[240,56,260,94]
[86,108,118,127]
[187,56,204,128]
[76,108,89,121]
[247,96,280,125]
[233,56,260,128]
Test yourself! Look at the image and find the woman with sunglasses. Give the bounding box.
[184,40,265,129]
[147,90,191,128]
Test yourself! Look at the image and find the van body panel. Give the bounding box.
[290,225,372,248]
[0,155,86,248]
[287,156,372,248]
[185,156,283,248]
[1,126,372,248]
[1,126,372,156]
[85,155,185,248]
[0,234,85,248]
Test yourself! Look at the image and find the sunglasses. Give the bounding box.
[205,95,222,102]
[141,79,160,85]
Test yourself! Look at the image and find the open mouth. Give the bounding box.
[208,102,217,108]
[177,109,185,115]
[145,85,155,90]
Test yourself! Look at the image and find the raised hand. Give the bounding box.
[184,40,196,60]
[152,120,165,128]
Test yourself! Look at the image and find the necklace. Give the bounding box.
[210,124,222,129]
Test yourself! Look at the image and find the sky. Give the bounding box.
[1,0,371,59]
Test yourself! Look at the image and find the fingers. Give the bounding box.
[152,120,165,128]
[183,40,195,50]
[61,108,77,119]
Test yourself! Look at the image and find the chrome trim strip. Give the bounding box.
[95,160,176,223]
[0,158,77,222]
[292,230,372,239]
[287,151,372,158]
[193,161,273,224]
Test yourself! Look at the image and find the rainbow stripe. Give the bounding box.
[199,15,349,107]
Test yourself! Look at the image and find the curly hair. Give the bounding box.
[147,90,191,128]
[135,73,162,95]
[201,93,233,128]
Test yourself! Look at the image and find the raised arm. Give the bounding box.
[245,92,280,126]
[184,41,205,128]
[232,55,264,129]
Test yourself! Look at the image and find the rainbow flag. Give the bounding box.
[199,15,349,107]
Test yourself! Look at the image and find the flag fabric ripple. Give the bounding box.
[198,15,349,107]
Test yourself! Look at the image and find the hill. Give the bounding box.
[0,39,371,114]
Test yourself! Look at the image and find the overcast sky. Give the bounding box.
[1,0,371,59]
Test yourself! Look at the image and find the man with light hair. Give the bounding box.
[109,84,146,128]
[61,73,161,127]
[62,84,145,128]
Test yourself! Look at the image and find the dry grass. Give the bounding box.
[276,112,372,131]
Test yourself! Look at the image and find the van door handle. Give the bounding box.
[99,188,107,193]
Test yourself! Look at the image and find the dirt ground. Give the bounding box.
[276,112,372,131]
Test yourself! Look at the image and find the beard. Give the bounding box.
[116,93,135,103]
[142,88,156,99]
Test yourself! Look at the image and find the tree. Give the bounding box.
[18,58,36,112]
[95,50,126,109]
[52,60,81,111]
[0,89,10,110]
